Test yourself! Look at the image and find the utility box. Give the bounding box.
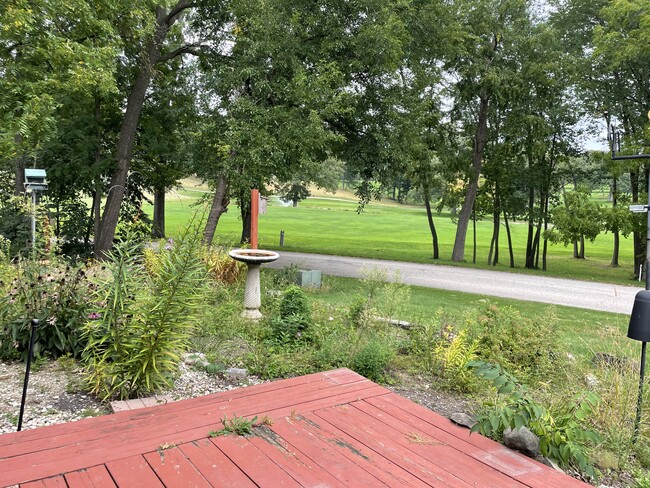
[296,269,322,288]
[24,169,48,192]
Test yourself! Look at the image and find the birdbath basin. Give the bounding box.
[229,249,280,264]
[229,249,279,320]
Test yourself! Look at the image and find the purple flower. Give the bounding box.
[88,312,101,320]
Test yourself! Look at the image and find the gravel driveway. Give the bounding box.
[266,251,639,315]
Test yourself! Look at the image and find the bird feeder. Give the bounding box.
[24,169,48,192]
[23,169,48,251]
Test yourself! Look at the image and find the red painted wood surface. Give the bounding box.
[0,368,591,488]
[65,466,116,488]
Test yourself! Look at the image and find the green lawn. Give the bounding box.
[150,191,638,285]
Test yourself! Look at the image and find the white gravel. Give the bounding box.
[0,356,263,435]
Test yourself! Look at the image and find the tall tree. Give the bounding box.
[448,0,530,262]
[196,0,415,244]
[0,0,118,194]
[94,1,217,257]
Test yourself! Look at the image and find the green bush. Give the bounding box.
[432,328,479,392]
[469,361,601,479]
[351,338,394,382]
[467,304,561,381]
[312,324,357,371]
[270,285,312,343]
[82,219,207,400]
[271,263,300,288]
[0,260,92,360]
[0,197,32,257]
[56,199,93,257]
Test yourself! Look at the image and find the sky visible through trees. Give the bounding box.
[0,0,649,277]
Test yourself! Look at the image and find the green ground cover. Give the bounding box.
[309,275,633,365]
[149,192,637,285]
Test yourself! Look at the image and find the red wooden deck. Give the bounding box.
[0,368,589,487]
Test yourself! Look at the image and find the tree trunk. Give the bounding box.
[424,191,439,259]
[579,235,585,259]
[525,186,535,269]
[631,169,643,278]
[504,210,514,268]
[542,193,549,271]
[534,221,541,269]
[13,134,25,196]
[488,194,500,266]
[94,3,185,259]
[472,205,477,264]
[240,206,251,244]
[203,175,229,246]
[152,186,165,239]
[452,93,489,262]
[611,177,619,267]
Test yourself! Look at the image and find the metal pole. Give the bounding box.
[646,168,650,290]
[634,341,647,444]
[17,319,39,432]
[31,190,36,251]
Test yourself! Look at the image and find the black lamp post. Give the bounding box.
[608,110,650,443]
[628,292,650,443]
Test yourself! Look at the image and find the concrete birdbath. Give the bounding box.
[229,249,279,320]
[229,188,279,320]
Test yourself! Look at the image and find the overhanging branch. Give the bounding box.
[166,0,197,27]
[157,44,206,63]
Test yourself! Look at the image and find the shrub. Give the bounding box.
[432,328,479,392]
[271,263,300,288]
[469,361,601,479]
[83,218,207,400]
[0,235,11,265]
[55,199,93,257]
[407,309,451,371]
[204,247,244,284]
[270,285,312,343]
[0,197,32,257]
[467,304,561,381]
[0,259,92,360]
[351,338,394,382]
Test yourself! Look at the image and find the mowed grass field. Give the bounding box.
[152,183,638,286]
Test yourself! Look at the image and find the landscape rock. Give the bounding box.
[449,412,475,429]
[183,352,209,368]
[226,367,248,379]
[534,455,565,473]
[585,373,599,388]
[592,352,631,370]
[504,426,541,458]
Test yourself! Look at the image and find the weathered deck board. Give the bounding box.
[0,368,591,488]
[178,440,256,488]
[64,466,117,488]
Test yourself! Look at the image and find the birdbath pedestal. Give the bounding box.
[229,249,279,320]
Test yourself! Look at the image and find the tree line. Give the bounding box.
[1,0,649,275]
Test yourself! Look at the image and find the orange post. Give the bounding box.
[250,189,259,249]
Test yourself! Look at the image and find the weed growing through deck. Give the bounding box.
[210,414,259,437]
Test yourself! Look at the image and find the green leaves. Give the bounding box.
[82,214,208,400]
[469,361,601,480]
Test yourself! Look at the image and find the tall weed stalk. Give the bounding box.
[83,220,207,400]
